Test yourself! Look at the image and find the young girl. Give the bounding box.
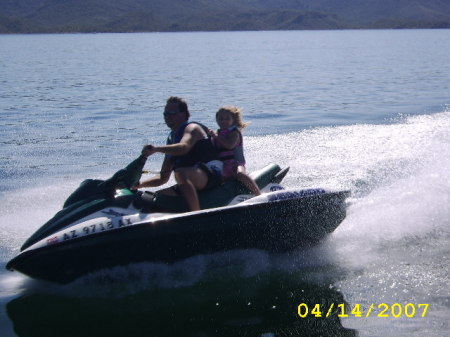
[209,106,261,196]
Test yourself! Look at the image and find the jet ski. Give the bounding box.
[6,156,350,284]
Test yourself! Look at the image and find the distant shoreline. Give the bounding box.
[2,26,450,36]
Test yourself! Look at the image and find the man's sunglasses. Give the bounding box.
[163,110,179,116]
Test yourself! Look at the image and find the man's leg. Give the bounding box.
[174,167,208,211]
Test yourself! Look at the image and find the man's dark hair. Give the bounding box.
[166,96,190,119]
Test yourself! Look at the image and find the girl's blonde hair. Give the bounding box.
[216,106,249,130]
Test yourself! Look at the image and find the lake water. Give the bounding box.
[0,29,449,336]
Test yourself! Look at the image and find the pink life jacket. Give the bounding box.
[213,126,246,179]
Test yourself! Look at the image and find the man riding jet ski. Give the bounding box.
[135,96,225,211]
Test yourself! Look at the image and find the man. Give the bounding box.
[134,96,222,211]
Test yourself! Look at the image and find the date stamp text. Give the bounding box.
[297,303,429,318]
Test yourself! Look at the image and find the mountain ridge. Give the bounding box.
[1,0,449,33]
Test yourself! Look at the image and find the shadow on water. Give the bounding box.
[7,271,357,337]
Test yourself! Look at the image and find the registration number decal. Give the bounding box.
[46,216,136,246]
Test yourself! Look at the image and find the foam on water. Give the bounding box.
[327,112,450,253]
[246,110,450,230]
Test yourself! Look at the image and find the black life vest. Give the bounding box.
[166,121,218,169]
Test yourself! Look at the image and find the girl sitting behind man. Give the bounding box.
[209,106,261,196]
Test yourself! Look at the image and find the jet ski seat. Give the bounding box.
[149,164,283,212]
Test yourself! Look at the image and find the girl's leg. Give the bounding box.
[174,167,208,211]
[236,165,262,196]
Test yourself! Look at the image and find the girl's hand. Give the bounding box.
[207,129,217,138]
